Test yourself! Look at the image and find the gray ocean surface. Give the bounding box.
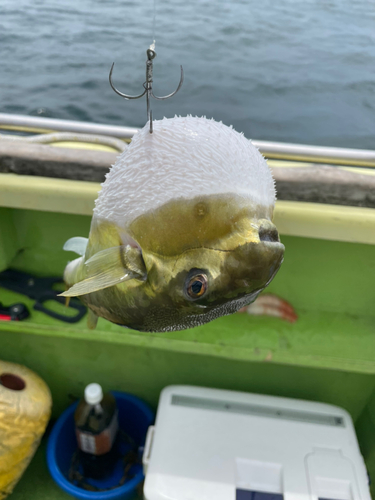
[1,0,375,149]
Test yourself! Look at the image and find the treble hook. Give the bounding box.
[109,48,184,134]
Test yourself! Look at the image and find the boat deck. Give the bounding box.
[1,115,375,498]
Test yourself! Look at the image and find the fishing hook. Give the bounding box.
[109,48,184,134]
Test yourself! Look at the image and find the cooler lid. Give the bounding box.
[143,385,370,500]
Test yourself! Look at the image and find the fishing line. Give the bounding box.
[109,0,182,133]
[150,0,156,51]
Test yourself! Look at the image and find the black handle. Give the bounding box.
[33,292,87,324]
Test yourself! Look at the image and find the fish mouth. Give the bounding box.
[257,219,282,244]
[206,233,284,306]
[254,219,285,285]
[259,226,280,243]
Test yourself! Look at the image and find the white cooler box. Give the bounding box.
[142,385,371,500]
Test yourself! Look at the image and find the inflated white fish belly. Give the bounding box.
[94,116,276,228]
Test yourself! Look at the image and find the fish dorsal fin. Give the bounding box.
[63,237,89,256]
[60,245,146,297]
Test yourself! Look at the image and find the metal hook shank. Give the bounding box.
[109,62,147,100]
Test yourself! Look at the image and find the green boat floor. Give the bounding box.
[1,287,374,375]
[1,207,375,497]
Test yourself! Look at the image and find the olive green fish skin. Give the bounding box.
[65,194,284,332]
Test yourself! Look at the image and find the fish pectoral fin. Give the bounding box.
[85,244,146,278]
[59,244,147,297]
[59,271,135,297]
[87,309,99,329]
[63,237,89,256]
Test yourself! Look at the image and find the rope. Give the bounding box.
[0,132,127,152]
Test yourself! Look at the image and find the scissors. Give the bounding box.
[0,269,86,323]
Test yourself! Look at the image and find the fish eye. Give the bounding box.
[186,272,208,299]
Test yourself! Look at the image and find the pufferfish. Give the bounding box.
[61,116,285,332]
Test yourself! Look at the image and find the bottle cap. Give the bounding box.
[84,383,103,405]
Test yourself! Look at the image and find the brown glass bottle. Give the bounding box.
[74,383,119,479]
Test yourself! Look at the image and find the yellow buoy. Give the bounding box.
[0,361,52,499]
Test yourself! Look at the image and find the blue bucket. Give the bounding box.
[47,391,154,500]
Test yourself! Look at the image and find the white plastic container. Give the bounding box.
[143,385,371,500]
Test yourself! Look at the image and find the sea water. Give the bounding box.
[1,0,375,148]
